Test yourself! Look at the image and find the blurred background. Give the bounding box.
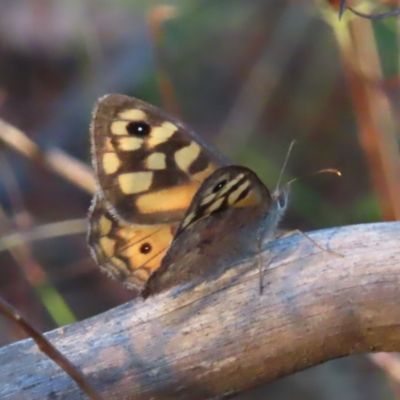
[0,0,399,399]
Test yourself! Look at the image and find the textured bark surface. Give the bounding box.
[0,222,399,400]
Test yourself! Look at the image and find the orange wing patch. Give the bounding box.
[88,195,177,290]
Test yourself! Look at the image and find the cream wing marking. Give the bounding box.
[118,109,147,120]
[174,142,202,172]
[116,137,143,151]
[102,153,121,175]
[118,172,153,195]
[147,122,177,148]
[145,153,167,170]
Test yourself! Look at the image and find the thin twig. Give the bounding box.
[0,219,87,252]
[328,1,400,220]
[0,165,78,326]
[147,5,180,116]
[0,296,104,400]
[0,118,95,194]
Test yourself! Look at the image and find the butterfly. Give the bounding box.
[88,94,288,296]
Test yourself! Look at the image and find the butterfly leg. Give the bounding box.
[258,236,264,295]
[283,229,343,257]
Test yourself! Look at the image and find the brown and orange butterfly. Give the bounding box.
[88,94,288,295]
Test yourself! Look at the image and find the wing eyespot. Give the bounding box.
[212,179,227,193]
[140,242,152,254]
[126,121,151,137]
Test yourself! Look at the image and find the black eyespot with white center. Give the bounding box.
[277,191,288,209]
[212,179,227,193]
[140,242,152,254]
[126,121,151,137]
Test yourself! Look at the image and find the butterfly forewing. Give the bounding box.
[91,94,229,225]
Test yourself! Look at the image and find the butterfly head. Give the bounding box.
[265,183,290,236]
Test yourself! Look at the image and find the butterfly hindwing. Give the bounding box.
[88,195,177,289]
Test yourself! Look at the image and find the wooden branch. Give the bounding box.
[0,118,95,194]
[0,222,399,399]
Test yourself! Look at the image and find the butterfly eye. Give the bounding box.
[276,189,289,210]
[140,242,152,254]
[126,121,151,137]
[212,180,227,193]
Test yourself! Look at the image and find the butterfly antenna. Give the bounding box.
[275,140,296,192]
[285,168,341,187]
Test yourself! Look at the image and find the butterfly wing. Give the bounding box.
[89,94,229,290]
[88,195,177,288]
[91,94,229,224]
[142,166,274,297]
